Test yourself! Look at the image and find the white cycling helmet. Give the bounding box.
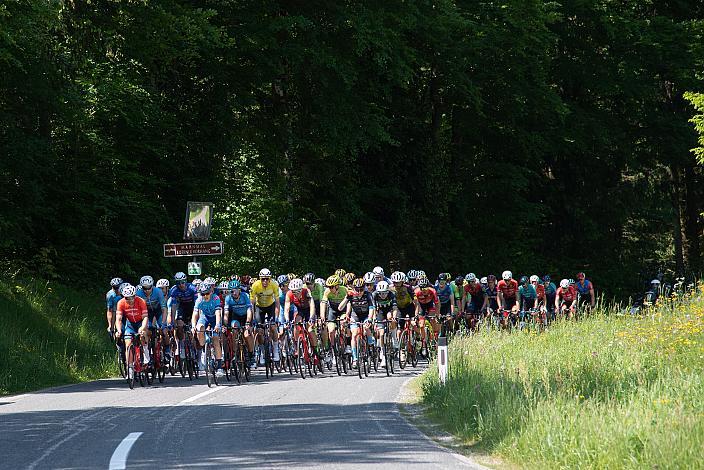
[174,272,187,282]
[390,271,405,283]
[121,284,136,297]
[376,281,389,293]
[258,268,272,278]
[651,279,661,285]
[218,280,229,290]
[466,273,477,282]
[156,278,170,288]
[529,275,540,283]
[314,278,325,287]
[110,277,123,287]
[480,276,488,285]
[373,266,384,276]
[560,279,570,289]
[204,277,216,286]
[418,270,426,278]
[192,278,202,286]
[502,270,512,281]
[139,275,154,288]
[363,272,375,284]
[289,278,304,291]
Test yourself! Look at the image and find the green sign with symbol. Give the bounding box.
[188,262,202,276]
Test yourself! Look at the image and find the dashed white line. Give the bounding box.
[179,387,220,404]
[109,432,143,470]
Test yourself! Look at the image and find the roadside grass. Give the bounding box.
[420,296,704,469]
[0,278,117,395]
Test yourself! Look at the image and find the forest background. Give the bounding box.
[2,0,704,298]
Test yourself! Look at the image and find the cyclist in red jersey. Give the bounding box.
[556,278,578,319]
[115,284,150,366]
[497,270,520,312]
[413,276,440,352]
[284,278,318,351]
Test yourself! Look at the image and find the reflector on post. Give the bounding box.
[438,336,448,386]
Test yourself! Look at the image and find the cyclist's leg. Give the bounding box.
[350,317,360,363]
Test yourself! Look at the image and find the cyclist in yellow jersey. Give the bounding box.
[250,268,281,363]
[390,271,415,350]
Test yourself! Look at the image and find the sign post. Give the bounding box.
[163,241,224,257]
[438,336,448,386]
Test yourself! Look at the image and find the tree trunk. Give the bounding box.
[670,164,686,276]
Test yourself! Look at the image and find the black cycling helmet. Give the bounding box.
[520,275,528,285]
[543,275,551,283]
[418,276,430,288]
[303,272,315,283]
[438,273,449,282]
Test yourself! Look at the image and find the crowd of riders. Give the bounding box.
[105,267,597,381]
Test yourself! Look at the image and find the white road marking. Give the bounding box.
[179,387,220,404]
[109,432,143,470]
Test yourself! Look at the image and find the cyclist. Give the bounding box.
[284,278,318,353]
[217,280,230,305]
[407,270,419,289]
[390,271,413,350]
[223,279,255,366]
[543,275,557,321]
[136,275,170,362]
[322,275,350,359]
[518,276,537,327]
[450,275,464,315]
[498,271,520,313]
[156,279,170,298]
[277,274,293,325]
[106,277,123,335]
[192,283,223,371]
[240,275,252,294]
[363,272,376,291]
[346,278,376,369]
[115,284,150,367]
[372,266,390,284]
[530,275,547,319]
[461,273,483,329]
[434,273,456,333]
[556,278,578,319]
[372,280,398,367]
[481,275,500,325]
[304,272,324,318]
[414,276,440,354]
[169,272,198,363]
[343,272,356,290]
[575,272,596,309]
[250,268,281,364]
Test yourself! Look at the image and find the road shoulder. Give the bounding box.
[396,375,505,470]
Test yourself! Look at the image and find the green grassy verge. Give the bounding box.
[0,278,117,395]
[420,298,704,469]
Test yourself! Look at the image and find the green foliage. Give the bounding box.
[686,92,704,163]
[0,277,116,395]
[421,298,704,468]
[1,1,704,296]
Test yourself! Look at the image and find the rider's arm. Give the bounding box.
[554,291,561,310]
[274,291,281,317]
[246,306,253,324]
[284,297,292,323]
[309,296,316,319]
[215,307,223,329]
[191,307,199,331]
[589,284,596,306]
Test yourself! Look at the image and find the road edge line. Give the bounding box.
[109,432,143,470]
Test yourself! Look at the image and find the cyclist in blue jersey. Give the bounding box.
[223,279,255,365]
[434,273,456,332]
[137,275,170,361]
[192,283,223,370]
[542,275,557,321]
[169,272,198,362]
[575,272,596,309]
[106,277,123,335]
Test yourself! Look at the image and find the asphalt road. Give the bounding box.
[0,363,480,469]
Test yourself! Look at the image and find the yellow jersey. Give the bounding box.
[250,279,280,307]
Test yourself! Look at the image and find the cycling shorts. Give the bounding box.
[230,315,247,329]
[397,305,415,329]
[440,302,452,315]
[349,315,371,328]
[502,297,517,310]
[176,300,195,322]
[293,307,312,323]
[326,302,345,322]
[255,304,277,325]
[124,320,142,337]
[197,314,217,329]
[350,309,372,324]
[465,300,481,314]
[418,302,437,316]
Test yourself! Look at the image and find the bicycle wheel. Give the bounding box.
[410,331,419,367]
[117,342,127,379]
[355,336,364,379]
[264,339,272,379]
[223,335,232,382]
[169,337,177,376]
[212,346,219,386]
[206,344,214,388]
[231,339,241,384]
[398,330,409,369]
[155,341,165,383]
[126,344,135,389]
[371,340,379,373]
[384,333,393,376]
[297,337,306,379]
